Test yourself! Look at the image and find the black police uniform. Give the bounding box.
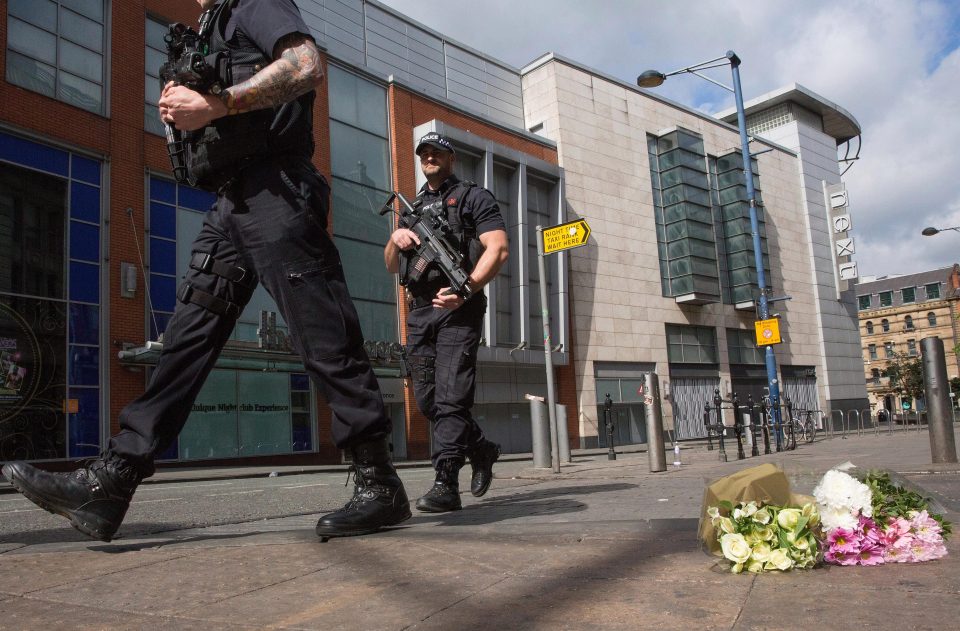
[109,0,391,473]
[404,175,505,468]
[2,0,408,543]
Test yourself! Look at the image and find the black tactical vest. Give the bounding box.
[403,178,485,298]
[185,0,315,191]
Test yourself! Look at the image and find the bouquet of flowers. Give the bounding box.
[706,500,821,573]
[813,468,951,566]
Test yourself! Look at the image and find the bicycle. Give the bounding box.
[783,409,818,449]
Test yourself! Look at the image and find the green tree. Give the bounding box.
[882,353,924,404]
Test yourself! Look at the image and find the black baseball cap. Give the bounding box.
[415,132,455,156]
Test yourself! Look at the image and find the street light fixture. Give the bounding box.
[638,50,783,426]
[921,226,960,237]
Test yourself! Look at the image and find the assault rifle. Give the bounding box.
[380,192,471,299]
[157,12,224,183]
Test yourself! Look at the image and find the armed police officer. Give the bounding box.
[2,0,410,542]
[384,133,509,512]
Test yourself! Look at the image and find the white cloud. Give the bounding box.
[380,0,960,275]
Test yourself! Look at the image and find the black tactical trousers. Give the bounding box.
[406,295,487,467]
[109,158,390,476]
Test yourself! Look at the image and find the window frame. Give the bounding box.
[878,291,893,308]
[6,0,108,114]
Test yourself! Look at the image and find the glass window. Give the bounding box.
[901,287,916,303]
[726,328,762,364]
[865,321,874,334]
[649,131,721,302]
[928,311,937,326]
[0,133,103,460]
[871,368,881,385]
[884,342,894,358]
[666,324,717,364]
[904,315,914,330]
[907,339,917,356]
[858,294,871,310]
[868,344,877,360]
[6,0,106,114]
[144,15,167,136]
[328,66,396,343]
[881,319,890,332]
[494,163,516,346]
[925,282,941,300]
[879,291,893,307]
[527,171,556,348]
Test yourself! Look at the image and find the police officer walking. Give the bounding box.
[384,133,509,512]
[2,0,410,541]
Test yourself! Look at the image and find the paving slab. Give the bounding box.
[0,432,958,629]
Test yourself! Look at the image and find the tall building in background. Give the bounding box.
[0,0,866,465]
[856,266,960,415]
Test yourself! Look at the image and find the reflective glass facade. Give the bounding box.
[6,0,106,114]
[648,129,720,301]
[328,65,397,344]
[0,130,103,459]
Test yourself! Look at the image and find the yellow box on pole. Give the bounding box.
[542,219,591,254]
[755,318,781,346]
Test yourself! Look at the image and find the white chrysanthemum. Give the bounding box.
[813,469,873,527]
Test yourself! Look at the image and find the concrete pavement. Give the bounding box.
[0,430,958,630]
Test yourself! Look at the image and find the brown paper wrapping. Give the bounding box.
[699,463,813,555]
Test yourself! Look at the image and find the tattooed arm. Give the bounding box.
[220,34,323,114]
[158,34,323,131]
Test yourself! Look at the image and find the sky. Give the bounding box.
[379,0,960,279]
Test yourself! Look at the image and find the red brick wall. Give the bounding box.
[1,0,578,462]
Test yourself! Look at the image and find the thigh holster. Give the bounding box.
[409,355,436,384]
[190,251,255,289]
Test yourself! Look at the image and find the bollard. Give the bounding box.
[921,337,959,463]
[747,395,760,457]
[555,404,572,463]
[529,396,552,469]
[643,373,667,472]
[604,393,617,461]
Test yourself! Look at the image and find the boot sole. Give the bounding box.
[2,464,118,542]
[314,506,412,540]
[415,503,462,513]
[471,446,501,498]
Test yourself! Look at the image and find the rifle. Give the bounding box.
[157,11,224,183]
[380,192,472,299]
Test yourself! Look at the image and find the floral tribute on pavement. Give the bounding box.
[814,469,951,566]
[701,463,950,574]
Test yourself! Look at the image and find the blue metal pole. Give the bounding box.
[728,51,782,429]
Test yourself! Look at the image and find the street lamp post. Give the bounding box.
[638,51,782,427]
[921,226,960,237]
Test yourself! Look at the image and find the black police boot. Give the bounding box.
[2,454,141,542]
[315,438,411,539]
[468,439,501,498]
[415,459,462,512]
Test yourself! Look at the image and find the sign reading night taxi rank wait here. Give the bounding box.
[542,219,591,254]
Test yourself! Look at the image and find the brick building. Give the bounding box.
[0,0,864,467]
[856,265,960,415]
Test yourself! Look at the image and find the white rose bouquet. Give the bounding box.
[707,500,822,574]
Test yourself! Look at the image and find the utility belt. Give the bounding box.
[406,279,445,310]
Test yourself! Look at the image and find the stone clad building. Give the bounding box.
[856,266,960,415]
[0,0,866,466]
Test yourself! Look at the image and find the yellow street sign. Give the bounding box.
[542,219,591,254]
[755,318,781,347]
